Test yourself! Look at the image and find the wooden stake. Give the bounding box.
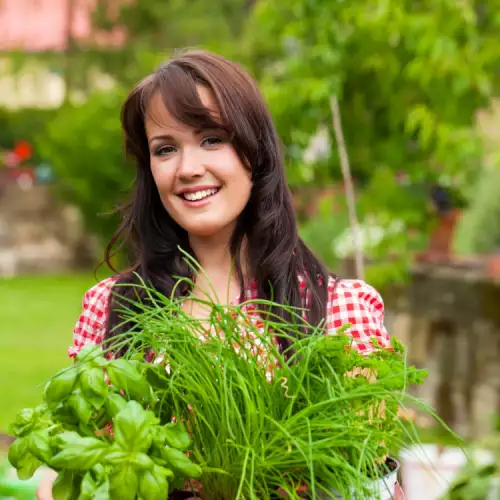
[330,95,364,280]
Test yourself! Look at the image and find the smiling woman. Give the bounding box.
[144,88,252,240]
[36,50,392,499]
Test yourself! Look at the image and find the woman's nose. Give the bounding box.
[177,148,206,179]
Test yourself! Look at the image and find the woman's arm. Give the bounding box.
[36,469,58,500]
[325,277,390,353]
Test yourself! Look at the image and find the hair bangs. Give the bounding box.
[140,64,232,141]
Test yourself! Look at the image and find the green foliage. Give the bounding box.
[8,347,198,500]
[106,280,433,499]
[298,197,349,271]
[36,90,132,249]
[453,167,500,255]
[8,268,449,498]
[91,0,254,85]
[0,107,56,160]
[245,0,500,276]
[248,0,497,188]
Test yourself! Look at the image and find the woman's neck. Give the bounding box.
[188,231,234,274]
[188,229,247,301]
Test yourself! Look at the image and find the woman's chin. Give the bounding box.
[185,222,233,239]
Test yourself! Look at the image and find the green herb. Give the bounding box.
[8,267,452,499]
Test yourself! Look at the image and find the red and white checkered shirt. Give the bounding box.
[69,276,389,359]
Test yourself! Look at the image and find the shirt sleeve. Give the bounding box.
[68,277,116,358]
[325,277,390,354]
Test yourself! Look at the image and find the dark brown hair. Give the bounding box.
[105,50,331,352]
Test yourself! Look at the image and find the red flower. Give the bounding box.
[14,141,33,161]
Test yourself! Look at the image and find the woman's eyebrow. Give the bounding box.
[148,134,175,145]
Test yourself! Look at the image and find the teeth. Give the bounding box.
[183,188,218,201]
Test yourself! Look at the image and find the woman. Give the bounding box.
[37,49,390,499]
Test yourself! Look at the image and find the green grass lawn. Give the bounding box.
[0,273,104,433]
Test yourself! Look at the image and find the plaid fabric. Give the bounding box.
[69,275,389,358]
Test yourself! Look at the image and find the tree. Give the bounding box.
[244,0,500,282]
[90,0,254,85]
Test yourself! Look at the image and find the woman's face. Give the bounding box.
[145,87,252,240]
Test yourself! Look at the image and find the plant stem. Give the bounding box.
[330,94,364,280]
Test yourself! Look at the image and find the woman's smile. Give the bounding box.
[176,185,222,207]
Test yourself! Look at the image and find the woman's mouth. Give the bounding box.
[178,187,221,205]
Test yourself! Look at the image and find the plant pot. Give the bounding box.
[319,457,400,500]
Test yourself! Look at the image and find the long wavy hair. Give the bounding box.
[104,50,332,352]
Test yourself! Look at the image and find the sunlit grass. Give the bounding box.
[0,273,102,433]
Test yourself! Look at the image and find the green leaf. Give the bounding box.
[28,428,53,463]
[138,466,168,500]
[92,479,111,500]
[44,367,79,409]
[51,432,109,470]
[79,367,109,409]
[78,471,97,500]
[109,464,139,500]
[9,408,37,437]
[52,470,78,500]
[16,452,42,480]
[8,437,29,468]
[68,392,93,423]
[161,447,202,478]
[76,345,107,366]
[131,452,155,470]
[162,422,191,451]
[114,401,156,452]
[145,363,168,388]
[106,359,151,398]
[104,393,128,418]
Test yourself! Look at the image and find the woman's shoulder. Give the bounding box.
[68,276,118,358]
[325,276,390,353]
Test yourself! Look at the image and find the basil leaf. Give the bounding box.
[78,471,97,500]
[52,403,79,428]
[44,367,78,408]
[138,466,168,500]
[106,359,151,398]
[51,432,108,470]
[52,469,79,500]
[16,451,42,480]
[92,479,111,500]
[145,363,168,389]
[68,392,93,424]
[51,447,105,470]
[110,464,139,500]
[104,393,128,419]
[131,452,155,470]
[163,422,191,451]
[101,444,129,466]
[76,345,106,366]
[9,408,36,437]
[8,437,28,468]
[28,428,53,463]
[79,367,108,410]
[161,448,202,478]
[114,401,156,452]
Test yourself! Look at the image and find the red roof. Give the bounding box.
[0,0,126,52]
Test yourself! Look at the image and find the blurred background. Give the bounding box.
[2,0,500,497]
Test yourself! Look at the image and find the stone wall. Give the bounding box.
[383,259,500,439]
[0,176,96,276]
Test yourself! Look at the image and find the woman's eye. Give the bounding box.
[201,136,224,147]
[155,145,176,156]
